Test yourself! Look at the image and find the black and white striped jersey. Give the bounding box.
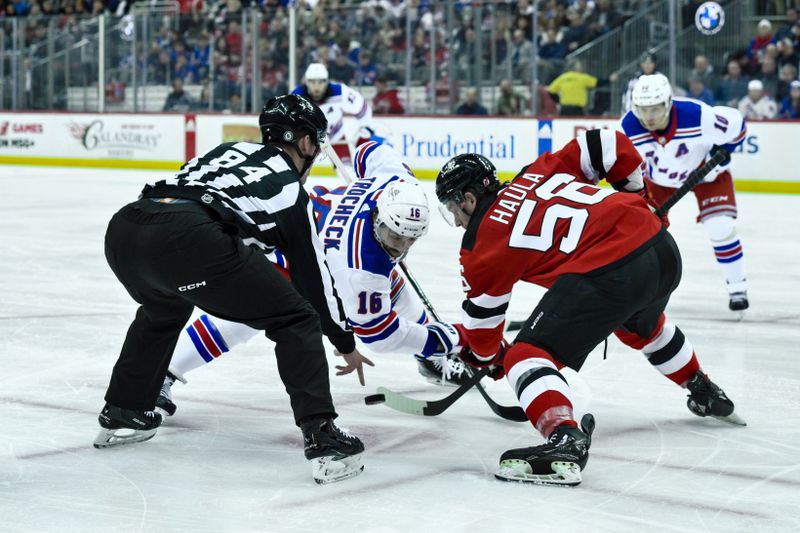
[141,141,355,354]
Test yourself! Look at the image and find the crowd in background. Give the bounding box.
[1,0,798,119]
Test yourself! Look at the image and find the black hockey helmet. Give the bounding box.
[435,153,500,205]
[259,94,327,147]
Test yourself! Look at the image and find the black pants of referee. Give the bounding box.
[103,199,335,425]
[516,229,681,371]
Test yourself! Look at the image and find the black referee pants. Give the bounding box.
[104,199,335,424]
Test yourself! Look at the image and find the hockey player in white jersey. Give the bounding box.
[156,141,468,416]
[620,73,749,312]
[292,63,374,170]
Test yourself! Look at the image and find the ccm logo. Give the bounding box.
[178,281,206,292]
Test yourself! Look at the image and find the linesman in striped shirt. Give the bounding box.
[96,94,367,484]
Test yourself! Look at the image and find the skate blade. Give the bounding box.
[93,427,158,449]
[311,454,364,485]
[495,460,582,487]
[712,412,747,426]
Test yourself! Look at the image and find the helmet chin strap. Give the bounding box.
[372,214,407,263]
[291,138,319,177]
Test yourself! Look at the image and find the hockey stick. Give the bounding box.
[322,141,526,422]
[397,262,528,422]
[654,147,730,218]
[373,367,491,416]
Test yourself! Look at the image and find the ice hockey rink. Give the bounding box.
[1,164,799,533]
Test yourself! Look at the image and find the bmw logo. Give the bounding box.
[695,2,725,35]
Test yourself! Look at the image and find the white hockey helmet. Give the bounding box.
[631,73,673,130]
[374,180,430,259]
[305,62,329,82]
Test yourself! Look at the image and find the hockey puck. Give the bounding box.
[364,394,386,405]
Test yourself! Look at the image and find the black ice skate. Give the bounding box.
[495,413,595,487]
[728,291,749,312]
[416,353,469,387]
[686,371,746,426]
[93,403,163,449]
[155,370,184,417]
[300,417,365,484]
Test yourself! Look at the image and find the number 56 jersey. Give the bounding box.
[460,148,663,359]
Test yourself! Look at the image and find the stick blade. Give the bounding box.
[376,386,429,416]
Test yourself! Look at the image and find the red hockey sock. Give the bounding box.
[503,342,575,437]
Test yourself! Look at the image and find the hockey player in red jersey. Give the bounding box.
[436,129,745,487]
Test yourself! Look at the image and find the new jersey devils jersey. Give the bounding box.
[619,97,746,188]
[291,82,372,143]
[459,148,663,359]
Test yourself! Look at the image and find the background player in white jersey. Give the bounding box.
[292,63,374,170]
[620,73,749,312]
[156,141,468,416]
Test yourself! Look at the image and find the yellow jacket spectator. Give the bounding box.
[548,60,610,116]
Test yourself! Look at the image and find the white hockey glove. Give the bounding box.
[417,321,463,358]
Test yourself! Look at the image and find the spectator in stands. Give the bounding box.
[586,0,623,39]
[561,12,590,54]
[224,93,242,114]
[328,53,355,85]
[779,80,800,118]
[687,76,715,106]
[533,83,559,116]
[776,63,798,102]
[173,54,199,84]
[748,19,774,70]
[163,78,193,112]
[355,52,378,86]
[739,79,778,119]
[372,76,404,115]
[455,88,488,115]
[191,86,211,112]
[547,59,601,116]
[152,49,172,85]
[496,79,526,116]
[717,59,750,108]
[759,56,780,98]
[687,54,719,94]
[776,38,800,69]
[775,7,799,42]
[507,29,535,81]
[190,33,211,84]
[261,54,287,100]
[538,28,566,60]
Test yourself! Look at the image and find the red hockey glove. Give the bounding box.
[457,340,509,381]
[643,183,670,228]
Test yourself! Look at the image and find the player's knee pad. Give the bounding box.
[701,214,737,242]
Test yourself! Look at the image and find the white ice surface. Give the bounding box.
[1,165,798,533]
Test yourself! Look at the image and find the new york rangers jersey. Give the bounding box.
[308,141,436,355]
[291,82,372,143]
[619,97,746,188]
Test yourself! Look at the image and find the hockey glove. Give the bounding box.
[458,339,509,380]
[355,127,376,148]
[417,321,464,359]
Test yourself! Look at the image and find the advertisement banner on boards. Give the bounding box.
[0,113,184,164]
